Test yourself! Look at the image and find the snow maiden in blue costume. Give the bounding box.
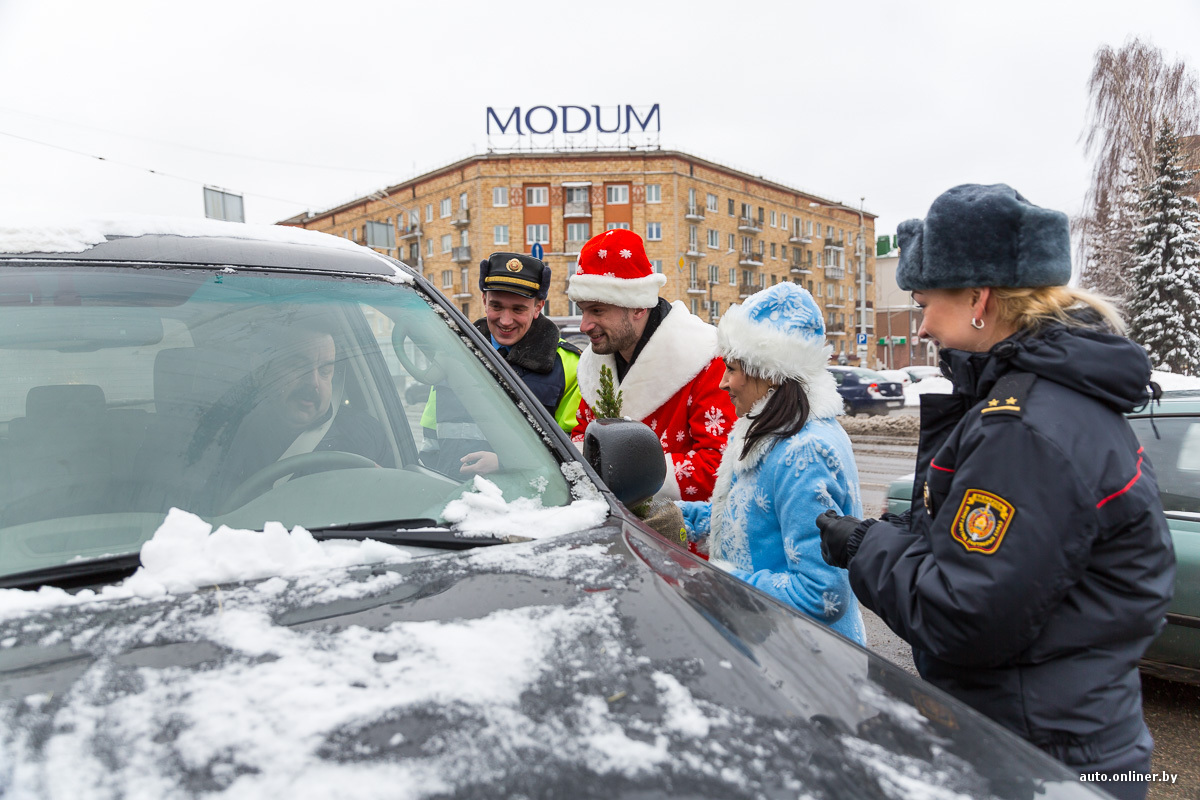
[678,282,865,644]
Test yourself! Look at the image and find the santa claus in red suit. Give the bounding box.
[568,228,735,501]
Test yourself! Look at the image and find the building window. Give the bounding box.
[651,259,663,273]
[606,185,629,205]
[711,300,720,317]
[526,186,548,206]
[565,186,588,204]
[728,233,735,250]
[441,234,452,253]
[566,222,589,244]
[707,229,719,248]
[365,220,393,251]
[728,198,735,216]
[688,225,698,248]
[646,184,661,203]
[707,193,718,212]
[770,210,777,227]
[425,204,433,222]
[526,224,549,244]
[426,238,433,256]
[690,298,699,315]
[647,222,662,241]
[606,222,630,230]
[770,243,777,259]
[460,230,469,247]
[741,202,751,219]
[728,268,735,285]
[494,225,509,245]
[757,206,765,222]
[493,187,508,207]
[708,264,719,284]
[441,270,452,288]
[461,267,469,288]
[781,213,788,229]
[409,210,419,228]
[459,192,468,210]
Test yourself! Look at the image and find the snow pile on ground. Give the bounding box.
[442,475,608,540]
[0,509,412,620]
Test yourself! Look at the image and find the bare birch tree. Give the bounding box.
[1078,37,1200,304]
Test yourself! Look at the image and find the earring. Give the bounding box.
[971,318,985,330]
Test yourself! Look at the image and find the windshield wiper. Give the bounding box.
[0,553,142,591]
[306,519,518,550]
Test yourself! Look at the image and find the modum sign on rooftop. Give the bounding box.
[486,104,661,142]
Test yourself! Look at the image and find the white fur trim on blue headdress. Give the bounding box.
[717,283,843,419]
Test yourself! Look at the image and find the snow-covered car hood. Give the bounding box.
[0,521,1101,799]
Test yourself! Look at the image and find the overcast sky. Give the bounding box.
[2,0,1198,241]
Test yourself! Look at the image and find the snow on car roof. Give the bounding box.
[0,215,414,283]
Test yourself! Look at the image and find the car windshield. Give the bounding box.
[0,266,573,579]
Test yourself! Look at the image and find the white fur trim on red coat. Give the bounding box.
[577,301,718,422]
[567,272,667,309]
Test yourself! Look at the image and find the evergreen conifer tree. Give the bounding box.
[1127,120,1200,375]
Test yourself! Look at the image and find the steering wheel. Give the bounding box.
[222,451,378,512]
[391,322,445,385]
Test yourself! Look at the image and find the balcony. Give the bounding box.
[564,239,587,254]
[398,225,421,240]
[825,266,846,280]
[451,246,472,263]
[737,216,762,233]
[685,243,705,258]
[825,302,845,309]
[686,281,707,294]
[738,250,764,267]
[452,291,473,299]
[824,241,845,251]
[564,200,592,217]
[451,209,470,227]
[738,283,760,299]
[788,234,813,244]
[789,262,811,275]
[684,205,705,221]
[827,323,846,335]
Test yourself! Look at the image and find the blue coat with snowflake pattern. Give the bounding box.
[679,408,866,645]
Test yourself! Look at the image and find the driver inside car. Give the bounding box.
[215,324,394,504]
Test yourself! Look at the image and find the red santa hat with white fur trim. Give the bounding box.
[567,229,666,308]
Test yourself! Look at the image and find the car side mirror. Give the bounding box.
[582,419,665,508]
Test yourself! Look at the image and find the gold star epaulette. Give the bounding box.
[979,372,1036,419]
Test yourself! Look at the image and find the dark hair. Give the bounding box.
[741,378,809,460]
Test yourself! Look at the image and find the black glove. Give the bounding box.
[817,510,868,569]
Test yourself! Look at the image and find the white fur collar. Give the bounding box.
[577,301,718,422]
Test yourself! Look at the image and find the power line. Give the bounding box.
[0,128,321,209]
[0,106,405,176]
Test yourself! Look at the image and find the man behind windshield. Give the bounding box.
[218,323,393,500]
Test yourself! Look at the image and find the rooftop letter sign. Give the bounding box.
[486,105,661,149]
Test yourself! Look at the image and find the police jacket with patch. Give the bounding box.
[849,319,1175,769]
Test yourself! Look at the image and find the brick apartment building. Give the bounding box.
[280,149,877,363]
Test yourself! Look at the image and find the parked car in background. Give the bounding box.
[547,314,590,350]
[827,367,905,416]
[903,365,943,383]
[886,389,1200,684]
[876,369,913,388]
[0,220,1106,798]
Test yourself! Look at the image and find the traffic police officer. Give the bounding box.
[420,252,581,474]
[817,184,1175,800]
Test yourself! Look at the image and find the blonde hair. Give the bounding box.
[988,285,1126,336]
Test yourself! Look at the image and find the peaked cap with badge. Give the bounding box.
[479,252,551,300]
[567,229,666,309]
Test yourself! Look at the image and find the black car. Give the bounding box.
[0,220,1103,798]
[827,366,906,416]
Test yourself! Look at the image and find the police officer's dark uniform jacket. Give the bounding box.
[828,185,1176,782]
[470,315,579,421]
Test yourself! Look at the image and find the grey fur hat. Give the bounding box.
[895,184,1072,291]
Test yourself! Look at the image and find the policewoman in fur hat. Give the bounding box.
[676,281,866,644]
[419,252,581,475]
[816,184,1175,797]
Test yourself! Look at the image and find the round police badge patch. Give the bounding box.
[950,489,1015,554]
